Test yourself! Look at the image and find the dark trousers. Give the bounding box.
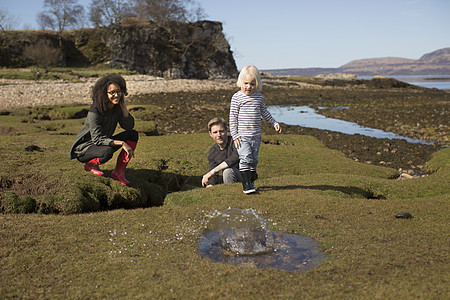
[77,130,138,164]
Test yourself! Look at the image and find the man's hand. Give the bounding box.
[202,173,212,187]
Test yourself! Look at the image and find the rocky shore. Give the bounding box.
[0,75,237,110]
[1,75,448,178]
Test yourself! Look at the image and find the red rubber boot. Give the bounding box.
[111,141,137,186]
[84,158,104,176]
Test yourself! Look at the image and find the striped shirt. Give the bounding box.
[229,91,278,140]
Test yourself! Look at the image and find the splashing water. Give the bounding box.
[205,208,275,255]
[198,208,326,272]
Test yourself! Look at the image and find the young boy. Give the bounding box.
[229,66,282,194]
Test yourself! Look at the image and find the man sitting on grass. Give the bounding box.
[202,117,242,187]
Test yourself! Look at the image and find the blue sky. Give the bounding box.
[1,0,449,69]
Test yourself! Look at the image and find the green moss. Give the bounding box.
[0,191,36,214]
[425,147,450,173]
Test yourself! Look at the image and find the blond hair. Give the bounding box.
[236,65,263,92]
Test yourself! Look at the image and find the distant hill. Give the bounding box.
[264,47,450,77]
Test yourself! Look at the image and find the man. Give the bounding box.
[202,117,242,187]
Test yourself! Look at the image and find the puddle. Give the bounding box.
[197,208,326,273]
[268,105,434,145]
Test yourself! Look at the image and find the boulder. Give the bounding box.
[0,20,238,79]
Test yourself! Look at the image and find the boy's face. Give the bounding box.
[209,124,227,147]
[241,74,257,95]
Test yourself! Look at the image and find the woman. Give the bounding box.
[68,74,139,186]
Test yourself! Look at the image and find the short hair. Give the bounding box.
[91,74,128,113]
[208,117,227,132]
[236,65,263,92]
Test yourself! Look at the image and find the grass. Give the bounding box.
[0,66,136,82]
[0,100,449,298]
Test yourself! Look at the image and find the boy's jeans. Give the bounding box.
[237,135,261,171]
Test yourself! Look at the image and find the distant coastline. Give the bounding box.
[263,47,450,77]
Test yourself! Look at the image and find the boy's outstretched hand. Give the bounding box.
[274,123,282,133]
[234,137,241,149]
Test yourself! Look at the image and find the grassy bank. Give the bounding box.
[1,75,449,298]
[1,102,449,298]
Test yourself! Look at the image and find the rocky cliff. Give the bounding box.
[0,20,238,79]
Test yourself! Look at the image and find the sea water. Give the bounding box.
[267,105,434,145]
[360,75,450,90]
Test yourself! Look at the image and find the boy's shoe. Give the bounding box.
[249,181,258,191]
[250,170,258,182]
[240,170,256,194]
[250,170,258,191]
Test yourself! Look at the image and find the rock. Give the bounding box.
[399,173,414,179]
[395,212,413,219]
[24,145,42,152]
[0,21,238,79]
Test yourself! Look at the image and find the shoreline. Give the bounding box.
[0,76,237,110]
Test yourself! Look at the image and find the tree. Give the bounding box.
[89,0,134,27]
[131,0,205,24]
[0,9,19,30]
[37,0,85,33]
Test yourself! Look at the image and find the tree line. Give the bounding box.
[0,0,206,33]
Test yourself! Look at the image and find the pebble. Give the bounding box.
[0,75,236,110]
[395,212,413,219]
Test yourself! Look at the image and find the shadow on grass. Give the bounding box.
[0,168,204,214]
[259,185,386,199]
[119,168,202,193]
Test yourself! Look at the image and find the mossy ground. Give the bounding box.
[0,78,449,298]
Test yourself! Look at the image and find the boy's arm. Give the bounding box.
[260,96,282,133]
[229,95,240,141]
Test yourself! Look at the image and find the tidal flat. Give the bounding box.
[0,76,449,298]
[130,77,449,176]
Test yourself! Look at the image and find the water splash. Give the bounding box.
[198,208,326,272]
[204,208,275,255]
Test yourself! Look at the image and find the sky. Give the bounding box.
[1,0,449,70]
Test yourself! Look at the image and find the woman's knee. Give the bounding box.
[129,130,139,142]
[98,147,115,163]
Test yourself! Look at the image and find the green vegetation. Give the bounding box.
[0,66,136,81]
[0,98,449,297]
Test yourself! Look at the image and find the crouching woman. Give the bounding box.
[68,74,139,186]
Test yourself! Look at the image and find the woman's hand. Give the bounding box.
[119,99,129,117]
[122,142,135,159]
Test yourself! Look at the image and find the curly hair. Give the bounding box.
[91,74,128,113]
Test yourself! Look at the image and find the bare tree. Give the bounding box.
[0,9,19,30]
[89,0,134,27]
[184,0,206,23]
[37,0,85,33]
[131,0,204,24]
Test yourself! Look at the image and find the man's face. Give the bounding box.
[209,124,227,147]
